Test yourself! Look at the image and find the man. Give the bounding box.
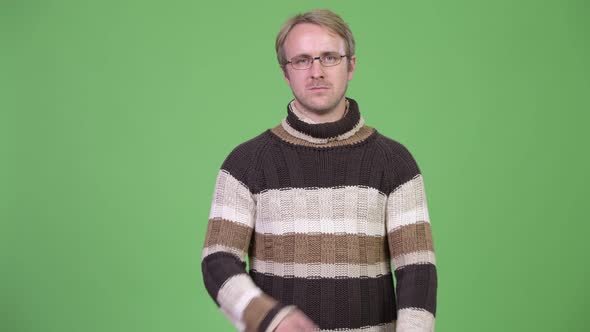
[201,9,437,332]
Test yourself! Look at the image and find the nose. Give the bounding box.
[309,57,325,78]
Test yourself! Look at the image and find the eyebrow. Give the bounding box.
[292,51,340,58]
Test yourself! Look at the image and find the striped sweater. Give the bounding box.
[202,97,437,332]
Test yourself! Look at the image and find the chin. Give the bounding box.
[305,99,338,112]
[306,102,333,114]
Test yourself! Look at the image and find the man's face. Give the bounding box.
[282,23,356,115]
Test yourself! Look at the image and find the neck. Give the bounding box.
[280,97,365,144]
[271,97,374,147]
[293,97,348,123]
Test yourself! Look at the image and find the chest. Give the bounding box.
[253,185,388,237]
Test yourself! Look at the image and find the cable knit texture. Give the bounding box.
[202,97,437,332]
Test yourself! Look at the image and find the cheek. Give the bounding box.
[290,77,307,92]
[333,73,348,89]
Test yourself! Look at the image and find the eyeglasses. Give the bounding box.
[286,52,348,70]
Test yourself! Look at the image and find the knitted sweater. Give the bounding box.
[202,97,437,332]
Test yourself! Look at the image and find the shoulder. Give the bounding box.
[373,131,423,192]
[373,132,419,165]
[219,130,273,184]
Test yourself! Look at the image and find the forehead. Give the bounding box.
[283,23,346,57]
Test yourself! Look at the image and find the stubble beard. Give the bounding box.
[294,83,348,116]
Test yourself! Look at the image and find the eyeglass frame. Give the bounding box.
[284,52,349,70]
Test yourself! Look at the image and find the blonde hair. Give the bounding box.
[275,9,355,70]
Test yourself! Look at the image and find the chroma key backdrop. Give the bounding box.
[1,1,588,331]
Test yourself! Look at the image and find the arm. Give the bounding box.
[202,153,296,332]
[385,149,438,331]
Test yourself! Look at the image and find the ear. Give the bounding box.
[347,55,356,81]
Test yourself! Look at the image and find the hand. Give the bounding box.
[274,309,319,332]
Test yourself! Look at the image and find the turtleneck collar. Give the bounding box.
[289,100,318,124]
[281,97,365,144]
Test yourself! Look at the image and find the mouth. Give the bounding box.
[309,86,330,91]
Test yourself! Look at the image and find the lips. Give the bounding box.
[309,86,329,90]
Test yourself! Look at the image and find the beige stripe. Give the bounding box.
[242,293,278,332]
[209,170,256,228]
[271,124,375,148]
[396,308,435,332]
[204,218,253,253]
[386,174,431,232]
[388,222,434,257]
[391,250,437,271]
[252,233,389,265]
[217,274,262,330]
[254,185,387,237]
[250,258,391,278]
[319,321,395,331]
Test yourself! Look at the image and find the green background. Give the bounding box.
[2,0,588,331]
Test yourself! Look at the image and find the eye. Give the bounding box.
[322,53,341,64]
[324,55,337,61]
[293,56,309,65]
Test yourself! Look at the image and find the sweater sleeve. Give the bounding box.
[383,143,437,332]
[201,145,296,332]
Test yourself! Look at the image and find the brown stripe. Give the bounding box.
[242,293,278,332]
[252,233,389,265]
[270,124,375,148]
[388,222,434,257]
[204,218,253,253]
